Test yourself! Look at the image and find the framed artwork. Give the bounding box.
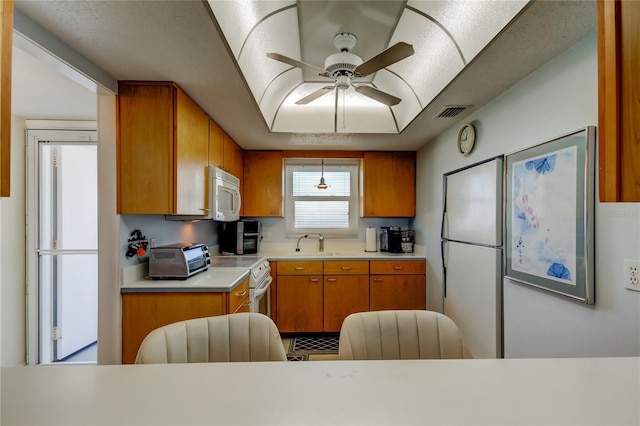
[504,127,595,304]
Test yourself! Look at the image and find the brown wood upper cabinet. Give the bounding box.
[598,0,640,201]
[0,0,13,197]
[243,151,284,217]
[361,151,416,217]
[117,82,209,214]
[209,118,243,178]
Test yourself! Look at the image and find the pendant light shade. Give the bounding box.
[316,160,329,190]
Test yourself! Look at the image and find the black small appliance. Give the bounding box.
[220,220,261,255]
[387,226,403,253]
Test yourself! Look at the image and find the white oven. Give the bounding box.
[251,273,272,317]
[209,256,272,318]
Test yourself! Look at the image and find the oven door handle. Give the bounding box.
[253,276,272,298]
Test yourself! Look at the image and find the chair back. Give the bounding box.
[338,310,467,360]
[135,312,287,364]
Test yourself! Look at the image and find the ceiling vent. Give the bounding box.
[433,105,470,118]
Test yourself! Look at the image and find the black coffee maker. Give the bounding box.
[387,226,403,253]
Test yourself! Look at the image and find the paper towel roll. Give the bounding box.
[365,227,377,252]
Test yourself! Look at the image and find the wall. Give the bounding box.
[257,217,411,251]
[0,116,26,366]
[119,215,219,266]
[415,33,640,358]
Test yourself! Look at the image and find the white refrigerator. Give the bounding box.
[441,157,503,359]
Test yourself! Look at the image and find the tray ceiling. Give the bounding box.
[13,0,595,151]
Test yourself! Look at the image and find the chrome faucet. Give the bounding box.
[318,234,324,252]
[295,235,308,252]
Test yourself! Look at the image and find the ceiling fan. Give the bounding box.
[266,32,414,106]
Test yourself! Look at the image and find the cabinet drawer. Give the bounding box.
[323,260,369,275]
[227,277,249,313]
[277,261,323,275]
[233,296,251,313]
[370,260,425,275]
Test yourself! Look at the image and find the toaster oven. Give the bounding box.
[148,243,211,279]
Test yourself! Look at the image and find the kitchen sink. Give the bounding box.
[264,251,368,259]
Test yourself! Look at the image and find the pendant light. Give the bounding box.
[316,159,329,190]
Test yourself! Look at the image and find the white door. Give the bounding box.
[27,129,98,364]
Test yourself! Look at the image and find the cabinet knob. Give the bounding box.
[295,267,305,271]
[235,290,247,297]
[373,278,383,282]
[393,266,403,270]
[341,266,351,270]
[326,278,337,282]
[309,278,320,282]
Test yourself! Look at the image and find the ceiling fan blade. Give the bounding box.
[354,85,401,106]
[354,42,415,77]
[266,53,329,78]
[295,86,335,105]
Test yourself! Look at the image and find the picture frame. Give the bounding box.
[504,126,595,304]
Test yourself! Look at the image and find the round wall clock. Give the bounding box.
[457,123,476,155]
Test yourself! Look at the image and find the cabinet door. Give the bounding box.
[208,118,224,169]
[598,0,640,201]
[0,0,13,197]
[276,275,323,332]
[323,275,369,332]
[121,292,226,364]
[175,88,209,214]
[361,151,416,217]
[118,83,174,214]
[369,275,426,311]
[223,133,243,178]
[243,151,284,217]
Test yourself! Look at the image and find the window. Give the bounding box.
[285,159,359,236]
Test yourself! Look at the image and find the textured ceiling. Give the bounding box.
[13,0,595,151]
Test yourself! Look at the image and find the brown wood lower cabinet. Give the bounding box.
[276,275,323,332]
[369,275,426,311]
[369,260,426,311]
[121,277,249,364]
[274,259,425,333]
[323,275,369,332]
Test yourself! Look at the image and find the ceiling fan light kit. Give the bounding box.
[267,32,414,107]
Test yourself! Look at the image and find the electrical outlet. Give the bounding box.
[150,238,157,248]
[624,259,640,291]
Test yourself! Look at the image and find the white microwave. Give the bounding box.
[165,166,240,222]
[210,166,241,222]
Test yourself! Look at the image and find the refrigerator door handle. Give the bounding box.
[440,210,447,239]
[441,239,447,298]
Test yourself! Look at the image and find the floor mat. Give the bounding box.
[286,354,309,361]
[288,334,339,355]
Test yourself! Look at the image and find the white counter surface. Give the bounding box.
[259,243,426,261]
[120,268,250,293]
[2,357,638,425]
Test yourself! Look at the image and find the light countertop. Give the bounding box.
[259,242,426,261]
[120,267,250,293]
[2,357,638,425]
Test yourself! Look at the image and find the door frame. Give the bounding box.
[25,121,97,365]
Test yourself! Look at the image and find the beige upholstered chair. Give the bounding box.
[338,310,468,360]
[135,312,287,364]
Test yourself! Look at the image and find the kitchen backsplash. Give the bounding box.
[120,215,218,266]
[120,215,413,266]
